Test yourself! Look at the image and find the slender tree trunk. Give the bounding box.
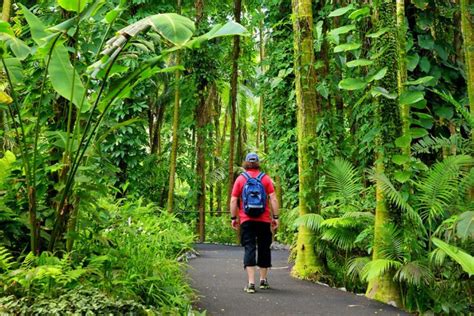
[167,22,181,213]
[2,0,11,22]
[366,1,402,306]
[366,150,401,305]
[227,0,242,214]
[396,0,410,158]
[257,18,265,151]
[291,0,324,279]
[460,0,474,142]
[196,89,208,241]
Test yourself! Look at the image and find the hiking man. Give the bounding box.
[230,152,280,293]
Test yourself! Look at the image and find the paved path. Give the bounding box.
[187,243,408,316]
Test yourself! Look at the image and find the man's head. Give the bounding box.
[243,152,260,170]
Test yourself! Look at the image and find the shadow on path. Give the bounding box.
[187,243,409,316]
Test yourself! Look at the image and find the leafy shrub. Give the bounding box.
[0,287,154,315]
[205,215,238,244]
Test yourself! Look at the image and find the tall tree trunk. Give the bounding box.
[226,0,242,213]
[166,1,182,213]
[366,151,401,305]
[257,18,265,151]
[460,0,474,142]
[366,1,402,307]
[291,0,325,279]
[396,0,410,158]
[2,0,11,22]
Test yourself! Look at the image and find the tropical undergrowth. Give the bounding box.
[0,199,195,314]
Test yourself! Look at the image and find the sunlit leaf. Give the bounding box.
[338,78,367,90]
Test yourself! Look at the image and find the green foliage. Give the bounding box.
[205,215,237,244]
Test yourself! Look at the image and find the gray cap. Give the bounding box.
[245,152,259,162]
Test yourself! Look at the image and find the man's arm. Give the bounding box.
[230,196,239,218]
[269,192,279,216]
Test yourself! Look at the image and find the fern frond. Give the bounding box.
[294,214,324,232]
[326,158,363,202]
[20,252,37,269]
[0,246,14,272]
[361,259,402,282]
[395,261,433,286]
[346,256,371,282]
[417,155,474,222]
[411,135,462,155]
[342,212,375,221]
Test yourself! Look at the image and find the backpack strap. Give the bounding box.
[256,172,266,182]
[242,172,250,180]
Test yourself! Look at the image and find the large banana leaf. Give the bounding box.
[2,58,24,85]
[184,21,249,48]
[432,238,474,276]
[57,0,93,13]
[21,5,89,112]
[149,13,195,46]
[0,21,30,60]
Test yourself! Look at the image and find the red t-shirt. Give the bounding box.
[231,169,275,224]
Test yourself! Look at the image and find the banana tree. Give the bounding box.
[0,0,247,252]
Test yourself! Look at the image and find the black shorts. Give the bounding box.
[240,221,272,268]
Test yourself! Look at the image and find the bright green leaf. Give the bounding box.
[366,27,390,38]
[338,78,367,90]
[367,67,388,82]
[400,90,424,105]
[392,154,410,165]
[348,7,370,20]
[329,24,356,36]
[406,54,420,71]
[57,0,92,12]
[48,45,89,112]
[149,13,195,46]
[394,170,411,183]
[432,238,474,276]
[405,76,435,86]
[410,128,429,138]
[395,135,412,148]
[328,5,354,17]
[346,59,374,67]
[334,42,361,53]
[371,86,397,99]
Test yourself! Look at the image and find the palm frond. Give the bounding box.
[377,223,407,262]
[294,214,324,232]
[417,155,473,222]
[346,256,371,282]
[361,259,402,282]
[431,89,474,128]
[321,227,358,251]
[373,172,424,231]
[395,261,433,286]
[326,157,363,202]
[342,211,375,222]
[429,248,446,267]
[321,217,360,228]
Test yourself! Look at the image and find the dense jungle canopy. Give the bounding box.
[0,0,473,314]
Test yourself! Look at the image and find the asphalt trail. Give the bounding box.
[187,243,408,316]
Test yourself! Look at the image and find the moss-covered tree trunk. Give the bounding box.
[257,17,265,151]
[2,0,11,22]
[291,0,325,279]
[460,0,474,142]
[226,0,242,213]
[396,0,410,157]
[366,0,402,307]
[166,1,182,214]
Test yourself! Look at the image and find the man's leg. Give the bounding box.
[256,222,272,287]
[241,221,257,285]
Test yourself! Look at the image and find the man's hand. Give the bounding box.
[231,218,240,230]
[271,219,279,230]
